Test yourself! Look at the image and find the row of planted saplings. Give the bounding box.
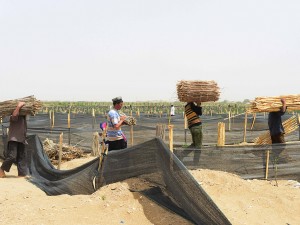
[40,101,248,117]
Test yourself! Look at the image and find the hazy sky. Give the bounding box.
[1,0,300,102]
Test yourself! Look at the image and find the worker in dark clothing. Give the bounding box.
[267,98,289,165]
[0,101,28,178]
[185,102,203,148]
[268,98,287,144]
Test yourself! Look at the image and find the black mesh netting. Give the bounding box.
[175,142,300,182]
[1,112,300,224]
[0,134,231,225]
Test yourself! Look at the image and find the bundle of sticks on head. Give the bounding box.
[247,94,300,113]
[0,95,43,117]
[176,80,220,102]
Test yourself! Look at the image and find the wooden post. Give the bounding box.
[156,124,165,140]
[92,108,95,129]
[228,110,231,131]
[156,124,160,137]
[49,110,52,128]
[58,132,63,170]
[265,150,270,180]
[51,110,55,130]
[217,122,225,146]
[297,113,300,141]
[130,125,134,146]
[168,125,174,152]
[184,114,188,145]
[91,132,100,156]
[243,112,248,143]
[68,112,71,145]
[250,113,256,130]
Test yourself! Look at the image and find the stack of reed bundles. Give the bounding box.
[177,80,220,102]
[0,95,43,117]
[253,115,298,145]
[247,94,300,113]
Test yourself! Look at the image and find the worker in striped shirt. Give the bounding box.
[184,102,203,149]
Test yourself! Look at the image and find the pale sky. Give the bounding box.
[1,0,300,102]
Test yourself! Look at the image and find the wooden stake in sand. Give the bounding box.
[156,124,166,140]
[217,122,225,146]
[68,113,71,145]
[265,150,270,180]
[168,125,174,152]
[92,108,95,129]
[250,113,256,130]
[92,132,100,157]
[130,125,134,147]
[184,114,188,145]
[58,132,63,170]
[243,112,248,143]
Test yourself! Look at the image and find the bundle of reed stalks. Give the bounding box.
[253,115,298,145]
[176,80,220,102]
[247,94,300,113]
[0,95,42,117]
[43,138,85,165]
[119,111,137,125]
[123,116,137,125]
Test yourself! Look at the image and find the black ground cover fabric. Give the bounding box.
[0,134,231,225]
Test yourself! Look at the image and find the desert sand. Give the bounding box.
[1,155,300,225]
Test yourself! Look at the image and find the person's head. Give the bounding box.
[112,96,124,110]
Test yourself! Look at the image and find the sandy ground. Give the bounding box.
[1,156,300,225]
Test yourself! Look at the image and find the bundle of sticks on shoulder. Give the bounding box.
[177,80,220,102]
[0,95,43,117]
[247,94,300,113]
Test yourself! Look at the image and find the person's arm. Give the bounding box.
[11,101,25,121]
[280,98,287,113]
[114,115,126,129]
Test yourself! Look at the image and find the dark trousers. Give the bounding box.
[1,141,28,176]
[271,133,285,144]
[108,139,127,151]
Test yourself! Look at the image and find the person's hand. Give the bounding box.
[196,101,201,106]
[120,115,127,122]
[280,98,286,104]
